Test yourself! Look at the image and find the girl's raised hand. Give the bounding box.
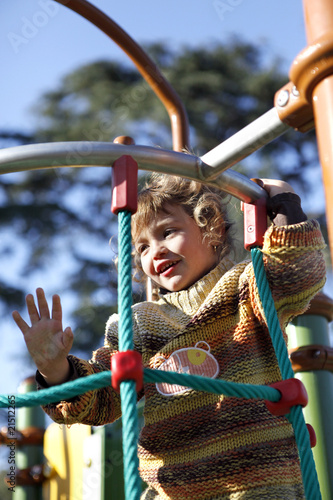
[254,178,296,197]
[12,288,73,385]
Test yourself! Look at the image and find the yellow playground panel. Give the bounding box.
[43,423,91,500]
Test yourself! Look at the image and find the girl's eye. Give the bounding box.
[164,228,176,238]
[138,244,148,255]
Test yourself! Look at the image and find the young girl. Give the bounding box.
[13,174,326,500]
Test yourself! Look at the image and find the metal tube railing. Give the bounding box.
[200,108,290,179]
[0,142,266,203]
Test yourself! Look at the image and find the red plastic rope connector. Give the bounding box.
[111,155,138,215]
[241,197,267,250]
[265,378,308,416]
[111,350,143,393]
[306,423,317,448]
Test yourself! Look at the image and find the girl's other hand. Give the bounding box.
[12,288,73,385]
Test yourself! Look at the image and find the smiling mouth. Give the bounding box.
[158,261,179,275]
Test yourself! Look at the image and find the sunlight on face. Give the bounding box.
[135,204,219,292]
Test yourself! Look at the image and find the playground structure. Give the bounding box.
[0,0,333,499]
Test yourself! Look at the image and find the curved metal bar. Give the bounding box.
[0,142,266,203]
[53,0,189,152]
[200,108,289,179]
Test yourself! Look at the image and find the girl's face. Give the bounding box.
[135,204,219,292]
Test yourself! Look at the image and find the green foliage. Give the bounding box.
[0,40,325,357]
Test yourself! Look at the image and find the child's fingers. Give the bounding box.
[36,288,50,319]
[63,327,74,350]
[251,178,264,188]
[26,293,41,324]
[12,310,30,334]
[256,178,295,196]
[51,294,62,323]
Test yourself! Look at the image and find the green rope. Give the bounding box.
[251,247,294,380]
[251,246,321,500]
[118,211,135,353]
[0,369,280,408]
[0,372,112,407]
[143,368,279,400]
[118,210,141,500]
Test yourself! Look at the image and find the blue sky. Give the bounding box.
[1,0,306,133]
[0,0,324,397]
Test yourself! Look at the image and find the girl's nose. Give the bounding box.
[152,240,167,259]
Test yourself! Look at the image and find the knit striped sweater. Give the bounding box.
[42,220,326,500]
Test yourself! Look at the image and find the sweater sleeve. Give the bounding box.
[40,313,142,426]
[250,219,326,330]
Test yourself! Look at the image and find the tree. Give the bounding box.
[0,40,327,357]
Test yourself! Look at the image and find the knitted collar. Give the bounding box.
[157,257,235,316]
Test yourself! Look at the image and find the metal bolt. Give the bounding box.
[277,89,290,107]
[247,226,254,233]
[43,463,53,478]
[113,136,135,145]
[292,85,300,97]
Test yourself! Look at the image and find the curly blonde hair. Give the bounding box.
[132,174,233,283]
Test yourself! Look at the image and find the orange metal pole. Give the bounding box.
[302,0,333,265]
[54,0,190,152]
[312,80,333,265]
